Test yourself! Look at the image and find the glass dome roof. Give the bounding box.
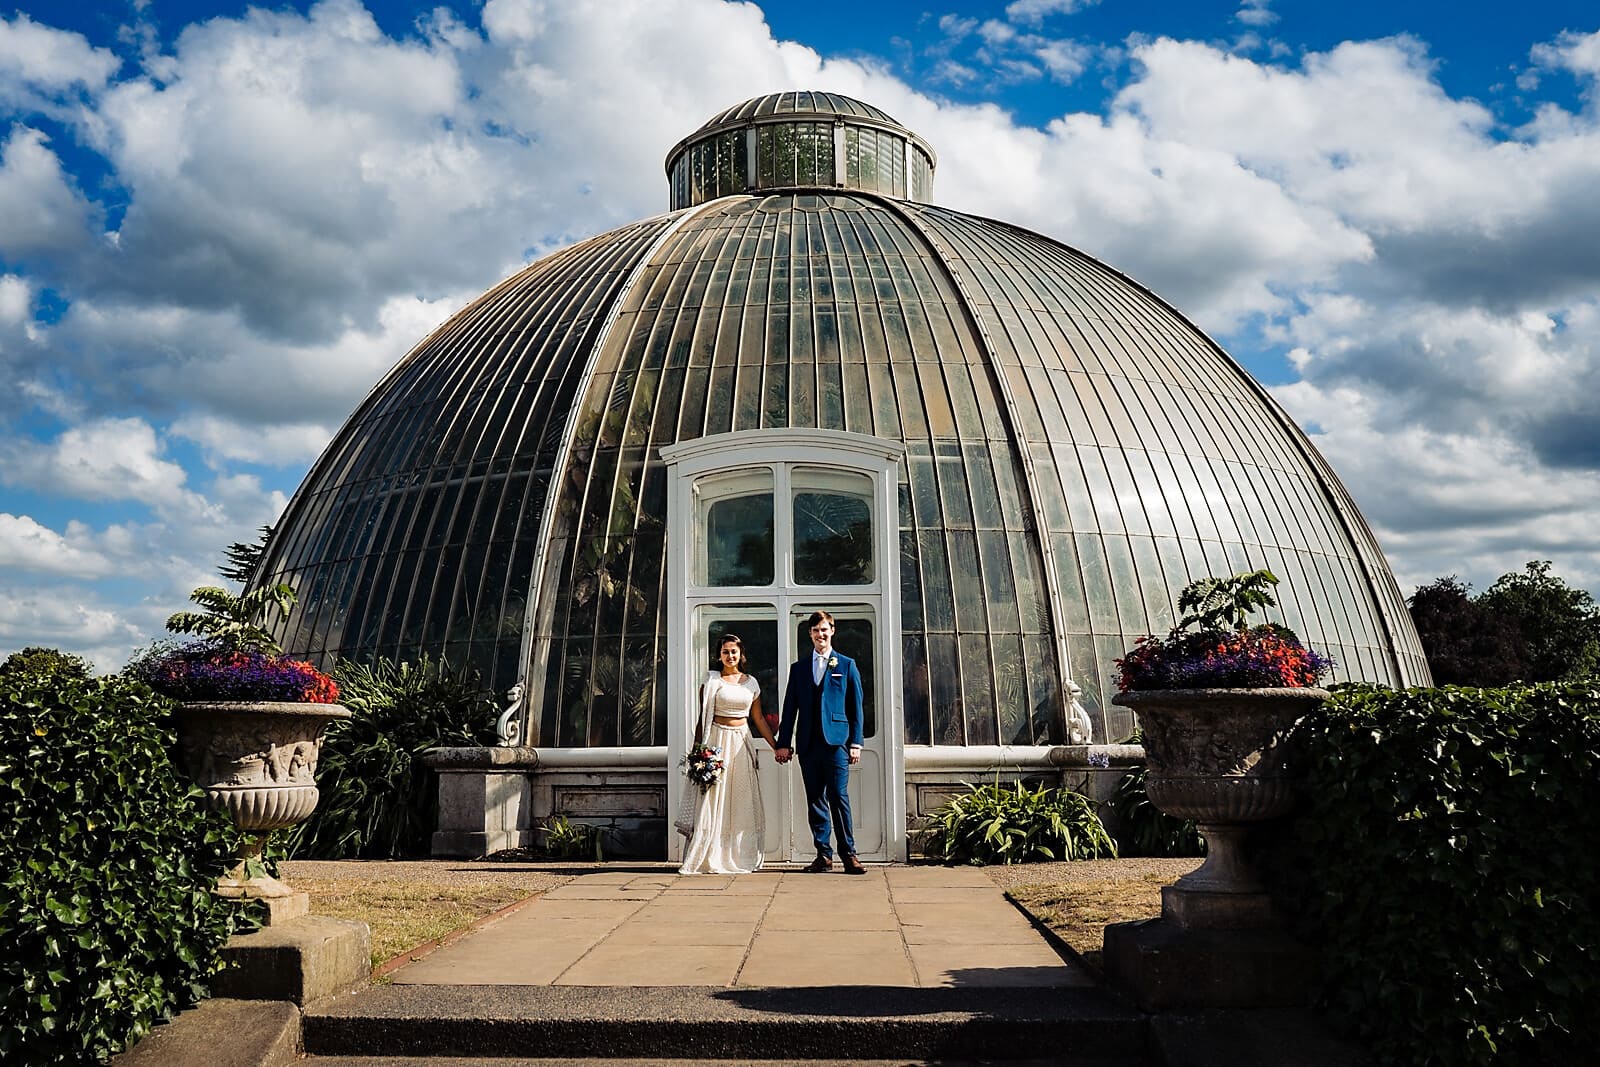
[258,97,1430,750]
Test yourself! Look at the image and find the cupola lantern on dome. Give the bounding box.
[665,91,936,209]
[256,90,1428,862]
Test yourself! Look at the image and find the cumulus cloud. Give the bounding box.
[3,0,1600,662]
[1004,0,1101,28]
[0,125,96,260]
[1234,1,1278,29]
[0,417,218,522]
[0,514,114,577]
[0,581,147,671]
[0,13,120,117]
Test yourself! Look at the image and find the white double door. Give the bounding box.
[688,603,887,862]
[661,429,906,864]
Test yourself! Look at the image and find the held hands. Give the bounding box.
[848,745,861,765]
[773,747,792,764]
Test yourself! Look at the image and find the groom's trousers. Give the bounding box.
[799,744,855,859]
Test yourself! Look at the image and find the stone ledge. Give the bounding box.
[214,915,371,1006]
[111,998,300,1067]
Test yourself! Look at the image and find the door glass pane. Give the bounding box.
[794,612,876,739]
[793,467,874,585]
[703,611,780,737]
[696,468,774,586]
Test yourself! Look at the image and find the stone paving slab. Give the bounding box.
[382,866,1091,989]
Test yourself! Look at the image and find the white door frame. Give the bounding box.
[661,429,906,862]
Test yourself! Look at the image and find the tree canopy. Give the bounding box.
[1409,561,1600,685]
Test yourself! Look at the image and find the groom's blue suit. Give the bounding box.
[778,650,864,860]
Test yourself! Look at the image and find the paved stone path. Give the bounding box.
[387,864,1094,989]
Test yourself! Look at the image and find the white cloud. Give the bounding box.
[1234,1,1278,29]
[0,581,147,671]
[0,13,120,114]
[3,0,1600,667]
[0,417,216,521]
[0,125,96,259]
[0,273,30,323]
[0,513,114,577]
[1004,0,1101,29]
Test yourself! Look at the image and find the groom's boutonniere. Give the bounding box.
[827,656,838,669]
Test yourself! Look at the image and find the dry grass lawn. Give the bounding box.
[290,878,541,968]
[1005,874,1170,972]
[283,861,570,969]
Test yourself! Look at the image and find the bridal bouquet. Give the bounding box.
[681,742,725,791]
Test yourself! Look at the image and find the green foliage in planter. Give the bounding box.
[925,779,1117,865]
[540,815,605,861]
[1105,763,1205,858]
[0,658,242,1065]
[284,655,498,859]
[1264,682,1600,1066]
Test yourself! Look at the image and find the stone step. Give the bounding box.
[302,983,1151,1063]
[304,1060,1119,1066]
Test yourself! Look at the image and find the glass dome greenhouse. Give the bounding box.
[257,91,1429,859]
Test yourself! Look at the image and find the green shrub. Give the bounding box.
[1105,763,1205,858]
[925,779,1117,865]
[0,659,242,1065]
[284,655,498,858]
[1,647,94,681]
[1265,682,1600,1066]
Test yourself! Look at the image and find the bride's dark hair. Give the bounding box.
[714,634,747,670]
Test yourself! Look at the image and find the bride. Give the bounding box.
[678,634,781,875]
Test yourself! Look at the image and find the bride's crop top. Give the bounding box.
[711,674,758,717]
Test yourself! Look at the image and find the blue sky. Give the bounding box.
[3,0,1599,668]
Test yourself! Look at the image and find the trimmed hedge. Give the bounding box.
[1266,682,1600,1066]
[0,660,244,1065]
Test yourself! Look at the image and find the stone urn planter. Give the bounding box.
[174,701,351,899]
[1112,687,1328,912]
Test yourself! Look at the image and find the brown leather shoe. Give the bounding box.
[842,853,867,875]
[805,854,834,873]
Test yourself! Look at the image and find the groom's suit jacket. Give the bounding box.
[777,652,864,753]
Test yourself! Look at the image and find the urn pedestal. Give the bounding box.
[174,700,351,904]
[1103,687,1327,1010]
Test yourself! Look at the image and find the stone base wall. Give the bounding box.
[424,744,1143,860]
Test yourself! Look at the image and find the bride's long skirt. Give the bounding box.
[679,722,765,875]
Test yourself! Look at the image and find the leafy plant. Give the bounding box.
[165,583,297,655]
[540,815,605,861]
[1263,682,1600,1066]
[1,657,247,1065]
[1176,568,1281,632]
[1118,570,1333,691]
[283,655,498,859]
[924,779,1117,865]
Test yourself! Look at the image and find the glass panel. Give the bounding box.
[696,467,775,586]
[792,467,874,585]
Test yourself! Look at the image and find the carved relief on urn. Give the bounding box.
[175,701,351,898]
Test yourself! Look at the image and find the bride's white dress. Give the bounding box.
[679,673,767,875]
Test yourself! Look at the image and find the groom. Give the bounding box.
[776,610,866,875]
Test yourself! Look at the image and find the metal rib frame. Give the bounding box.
[512,197,735,744]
